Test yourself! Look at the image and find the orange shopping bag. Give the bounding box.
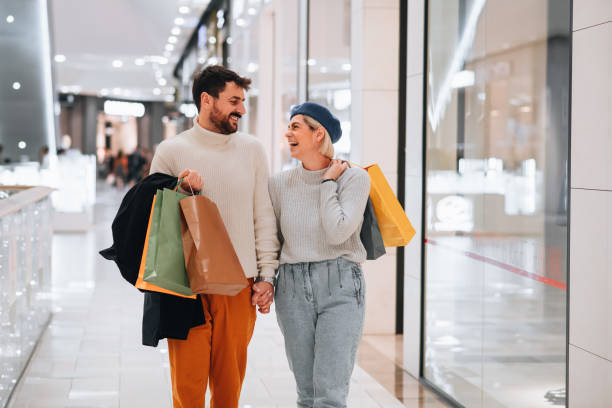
[362,164,416,247]
[135,194,197,299]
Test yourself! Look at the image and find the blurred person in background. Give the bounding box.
[113,150,128,188]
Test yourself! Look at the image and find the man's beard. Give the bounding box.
[210,104,241,134]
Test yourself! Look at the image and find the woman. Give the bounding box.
[267,102,370,407]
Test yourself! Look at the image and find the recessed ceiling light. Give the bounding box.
[165,44,174,51]
[18,141,26,149]
[158,78,167,86]
[153,88,161,95]
[171,27,181,36]
[174,17,184,25]
[12,82,21,90]
[226,37,233,45]
[112,59,123,68]
[134,58,145,66]
[168,36,178,44]
[6,15,14,23]
[179,6,190,14]
[208,36,216,44]
[54,54,66,63]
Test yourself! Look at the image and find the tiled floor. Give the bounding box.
[6,183,451,408]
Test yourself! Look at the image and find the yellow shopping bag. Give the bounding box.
[361,164,416,247]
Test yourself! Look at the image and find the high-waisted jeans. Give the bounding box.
[275,258,366,408]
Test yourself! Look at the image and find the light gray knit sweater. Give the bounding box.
[268,164,371,265]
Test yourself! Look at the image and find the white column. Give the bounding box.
[351,0,400,334]
[569,0,612,405]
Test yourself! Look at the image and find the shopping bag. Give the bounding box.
[361,197,386,260]
[179,193,248,296]
[142,184,195,297]
[136,194,196,299]
[365,164,415,246]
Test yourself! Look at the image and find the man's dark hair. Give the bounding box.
[192,65,251,111]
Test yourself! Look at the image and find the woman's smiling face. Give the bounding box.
[285,114,318,159]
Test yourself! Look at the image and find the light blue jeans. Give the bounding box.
[275,258,366,408]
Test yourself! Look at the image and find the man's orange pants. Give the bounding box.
[167,282,256,408]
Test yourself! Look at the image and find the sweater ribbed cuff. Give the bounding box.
[258,266,277,279]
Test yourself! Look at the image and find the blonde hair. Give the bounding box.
[302,115,335,159]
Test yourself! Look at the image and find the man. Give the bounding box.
[149,65,278,407]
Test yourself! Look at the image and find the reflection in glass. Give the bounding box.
[424,1,570,407]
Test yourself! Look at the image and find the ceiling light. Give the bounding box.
[104,100,145,117]
[6,15,14,23]
[112,59,123,68]
[247,8,257,15]
[168,36,178,44]
[208,36,217,44]
[158,78,167,86]
[134,58,145,66]
[341,63,351,71]
[174,17,185,25]
[179,103,198,118]
[236,18,246,27]
[247,62,258,73]
[171,27,181,36]
[198,57,206,64]
[12,82,21,90]
[54,54,66,63]
[165,44,174,51]
[18,141,26,149]
[153,88,161,95]
[307,59,316,66]
[226,37,233,45]
[179,6,190,14]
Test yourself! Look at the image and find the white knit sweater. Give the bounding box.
[268,164,370,265]
[149,119,280,279]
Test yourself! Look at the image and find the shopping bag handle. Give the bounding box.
[174,177,185,192]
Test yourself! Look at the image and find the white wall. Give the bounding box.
[351,0,400,334]
[569,0,612,406]
[402,0,425,378]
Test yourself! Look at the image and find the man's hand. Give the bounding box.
[322,159,348,181]
[251,281,274,314]
[178,169,203,193]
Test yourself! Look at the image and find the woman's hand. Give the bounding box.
[322,159,348,181]
[251,282,274,314]
[178,169,203,193]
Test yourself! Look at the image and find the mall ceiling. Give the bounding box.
[50,0,210,101]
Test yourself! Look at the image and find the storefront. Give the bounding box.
[405,0,572,406]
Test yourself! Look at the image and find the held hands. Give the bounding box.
[178,169,203,193]
[322,159,348,181]
[251,281,274,314]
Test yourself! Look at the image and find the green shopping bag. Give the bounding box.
[143,181,195,297]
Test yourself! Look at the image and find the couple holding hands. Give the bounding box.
[150,65,370,408]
